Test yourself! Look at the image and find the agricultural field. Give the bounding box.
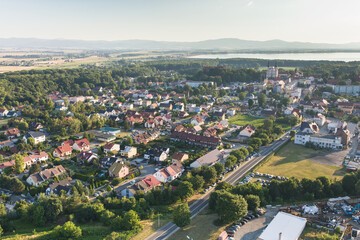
[255,142,347,180]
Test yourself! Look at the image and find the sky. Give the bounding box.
[1,0,360,43]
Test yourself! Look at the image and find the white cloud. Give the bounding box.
[247,1,253,6]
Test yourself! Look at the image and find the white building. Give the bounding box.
[190,149,224,168]
[258,212,307,240]
[294,132,342,149]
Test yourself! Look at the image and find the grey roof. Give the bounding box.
[28,131,45,138]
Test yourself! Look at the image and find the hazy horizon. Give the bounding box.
[1,0,360,44]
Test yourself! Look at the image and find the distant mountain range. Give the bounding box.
[1,38,360,50]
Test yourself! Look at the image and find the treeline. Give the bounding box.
[191,67,262,85]
[0,67,143,106]
[301,62,360,82]
[207,172,360,224]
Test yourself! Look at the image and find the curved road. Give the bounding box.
[145,130,294,240]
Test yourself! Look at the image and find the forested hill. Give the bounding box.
[0,68,146,106]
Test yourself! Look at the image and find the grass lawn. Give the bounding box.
[116,131,132,138]
[228,114,265,127]
[1,220,112,240]
[168,208,226,240]
[0,119,8,128]
[300,225,341,240]
[255,142,346,180]
[132,214,172,240]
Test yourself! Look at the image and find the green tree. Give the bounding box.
[290,130,296,138]
[29,164,41,174]
[173,203,191,228]
[122,210,141,231]
[14,155,24,174]
[342,173,357,194]
[28,205,46,227]
[10,177,25,193]
[54,221,82,239]
[213,162,224,176]
[202,166,217,185]
[189,175,205,191]
[248,99,254,109]
[110,215,123,230]
[176,181,194,200]
[258,93,266,107]
[43,197,63,222]
[245,194,260,212]
[0,204,6,217]
[215,191,248,223]
[262,119,273,131]
[124,136,133,146]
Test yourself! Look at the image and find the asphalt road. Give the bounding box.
[145,130,293,240]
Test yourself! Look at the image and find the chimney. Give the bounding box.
[279,232,282,240]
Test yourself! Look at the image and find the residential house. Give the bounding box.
[145,119,156,128]
[0,109,9,117]
[135,175,161,192]
[103,142,120,153]
[178,111,189,118]
[53,144,73,158]
[121,146,137,158]
[190,149,224,168]
[314,113,327,127]
[226,109,236,116]
[4,128,20,139]
[159,102,173,111]
[108,161,130,178]
[203,127,217,137]
[173,103,185,112]
[24,131,46,144]
[238,125,256,138]
[153,161,184,183]
[26,165,66,186]
[29,122,44,131]
[191,115,204,126]
[300,122,319,134]
[261,109,277,118]
[335,128,351,146]
[45,179,72,196]
[144,148,169,162]
[77,151,98,163]
[171,152,189,162]
[213,111,226,120]
[121,187,137,199]
[101,156,120,168]
[0,160,15,173]
[73,139,91,151]
[28,152,49,164]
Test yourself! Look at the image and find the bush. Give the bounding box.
[54,221,82,239]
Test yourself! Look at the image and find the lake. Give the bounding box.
[188,52,360,62]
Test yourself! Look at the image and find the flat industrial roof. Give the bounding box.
[258,212,307,240]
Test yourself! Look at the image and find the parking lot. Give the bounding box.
[228,207,278,240]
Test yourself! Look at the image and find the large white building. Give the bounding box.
[294,132,342,149]
[258,212,307,240]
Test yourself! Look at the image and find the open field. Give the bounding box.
[168,208,226,240]
[255,142,347,180]
[300,225,341,240]
[228,114,292,130]
[1,221,112,240]
[229,114,266,127]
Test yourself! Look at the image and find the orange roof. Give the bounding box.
[75,139,90,147]
[55,144,72,154]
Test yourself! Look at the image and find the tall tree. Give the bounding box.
[14,155,24,174]
[173,203,191,228]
